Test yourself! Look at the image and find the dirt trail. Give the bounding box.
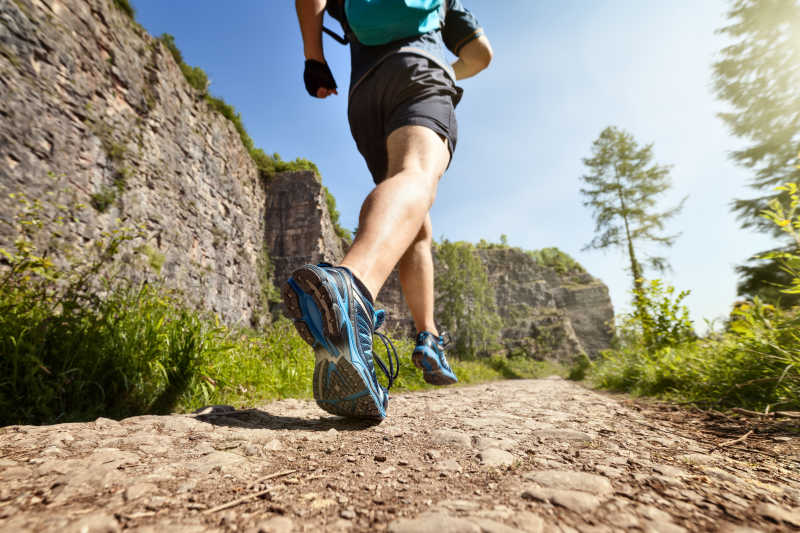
[0,378,798,533]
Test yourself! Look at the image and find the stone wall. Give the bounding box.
[0,0,267,326]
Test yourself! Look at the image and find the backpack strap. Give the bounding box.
[323,25,349,44]
[323,0,350,45]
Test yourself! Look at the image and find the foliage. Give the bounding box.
[435,240,502,358]
[593,302,799,410]
[323,187,353,244]
[90,186,116,213]
[712,0,800,303]
[759,183,800,294]
[580,126,685,291]
[628,279,695,351]
[0,193,210,424]
[158,34,207,93]
[526,247,586,275]
[112,0,135,19]
[592,189,800,411]
[568,352,592,381]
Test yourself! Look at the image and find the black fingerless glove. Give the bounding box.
[303,59,337,97]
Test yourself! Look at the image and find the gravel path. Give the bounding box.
[1,378,798,532]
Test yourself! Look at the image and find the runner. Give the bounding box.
[284,0,493,419]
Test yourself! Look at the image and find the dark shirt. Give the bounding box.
[326,0,483,96]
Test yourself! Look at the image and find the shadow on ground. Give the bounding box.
[191,405,380,432]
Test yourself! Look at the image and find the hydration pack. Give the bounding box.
[325,0,444,46]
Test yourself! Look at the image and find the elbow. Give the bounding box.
[468,37,493,72]
[478,45,493,70]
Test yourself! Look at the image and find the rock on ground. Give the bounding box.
[1,379,798,532]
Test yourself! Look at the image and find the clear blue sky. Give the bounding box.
[130,1,776,329]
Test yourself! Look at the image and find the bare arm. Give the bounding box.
[296,0,337,98]
[296,0,326,61]
[452,35,493,81]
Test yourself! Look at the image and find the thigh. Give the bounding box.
[349,55,460,184]
[385,125,450,180]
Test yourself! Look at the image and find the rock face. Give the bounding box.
[376,248,614,360]
[264,171,344,290]
[479,248,614,360]
[0,0,268,326]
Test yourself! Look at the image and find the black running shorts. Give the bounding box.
[347,54,462,184]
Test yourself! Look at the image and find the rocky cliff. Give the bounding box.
[373,248,613,361]
[1,0,270,326]
[264,171,344,290]
[478,248,614,360]
[0,0,614,361]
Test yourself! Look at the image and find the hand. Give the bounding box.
[304,59,338,98]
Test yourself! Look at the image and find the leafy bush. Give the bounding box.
[592,186,800,410]
[90,186,116,213]
[112,0,135,19]
[594,303,799,410]
[435,240,502,358]
[629,279,695,351]
[158,33,185,70]
[323,187,353,244]
[526,247,586,275]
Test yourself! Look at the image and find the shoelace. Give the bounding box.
[374,330,400,389]
[372,309,399,389]
[439,331,452,347]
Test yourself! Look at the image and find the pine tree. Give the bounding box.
[580,126,685,294]
[713,0,800,304]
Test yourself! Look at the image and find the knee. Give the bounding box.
[413,216,433,246]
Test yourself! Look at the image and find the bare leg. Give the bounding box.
[398,214,438,336]
[340,125,449,300]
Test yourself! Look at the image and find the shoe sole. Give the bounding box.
[412,351,458,386]
[282,267,383,420]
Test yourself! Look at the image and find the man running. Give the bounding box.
[285,0,492,419]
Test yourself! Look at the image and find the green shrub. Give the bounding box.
[526,247,586,275]
[592,189,800,412]
[323,187,353,244]
[435,240,502,358]
[90,186,116,213]
[181,64,209,93]
[629,279,695,351]
[158,33,184,69]
[112,0,135,19]
[593,303,799,410]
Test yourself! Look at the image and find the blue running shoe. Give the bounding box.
[412,331,458,385]
[281,263,399,420]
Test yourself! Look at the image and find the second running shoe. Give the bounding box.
[282,263,398,420]
[412,331,458,385]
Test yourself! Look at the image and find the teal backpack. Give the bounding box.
[325,0,444,46]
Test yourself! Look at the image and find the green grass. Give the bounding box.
[590,302,800,411]
[0,191,566,426]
